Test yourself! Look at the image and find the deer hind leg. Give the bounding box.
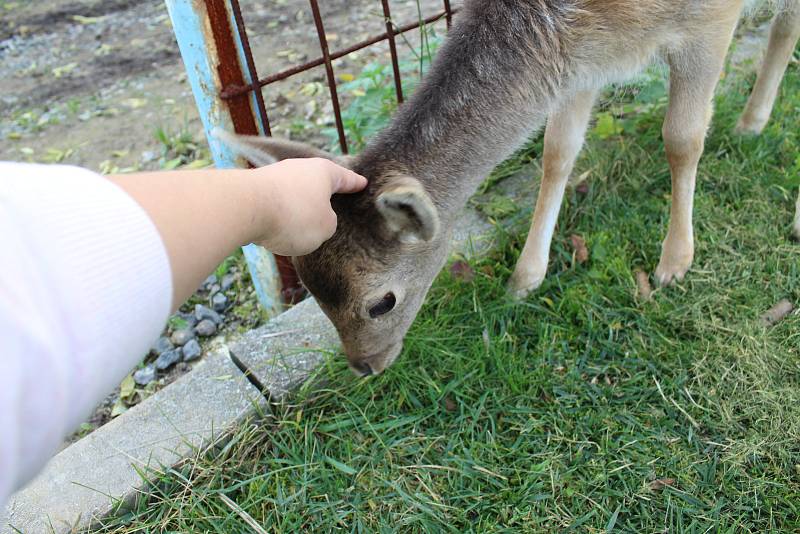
[655,29,737,286]
[736,3,800,135]
[508,89,598,299]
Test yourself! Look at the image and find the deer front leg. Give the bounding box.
[656,31,736,286]
[508,90,597,299]
[736,4,800,135]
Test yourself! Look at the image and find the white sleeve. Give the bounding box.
[0,163,172,505]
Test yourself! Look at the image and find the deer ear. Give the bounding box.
[213,129,352,168]
[376,177,440,243]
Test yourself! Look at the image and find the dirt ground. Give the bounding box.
[0,0,456,171]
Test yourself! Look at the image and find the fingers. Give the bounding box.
[323,160,367,194]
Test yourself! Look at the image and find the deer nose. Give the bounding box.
[349,360,374,377]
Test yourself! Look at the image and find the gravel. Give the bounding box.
[195,304,222,324]
[211,292,228,312]
[195,319,216,337]
[133,365,156,386]
[177,311,198,329]
[155,348,181,371]
[170,328,195,347]
[151,336,173,355]
[182,339,202,362]
[221,273,237,292]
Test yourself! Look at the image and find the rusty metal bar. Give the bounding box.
[204,0,260,136]
[381,0,404,104]
[308,0,348,154]
[221,9,454,100]
[443,0,453,29]
[229,0,272,135]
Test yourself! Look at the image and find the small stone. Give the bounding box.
[202,274,218,289]
[133,365,156,386]
[177,311,198,329]
[209,283,221,296]
[170,328,195,347]
[155,349,181,371]
[182,339,202,362]
[195,319,217,337]
[151,336,173,355]
[221,273,236,291]
[195,304,222,325]
[211,292,228,312]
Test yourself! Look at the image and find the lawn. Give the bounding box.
[92,49,800,533]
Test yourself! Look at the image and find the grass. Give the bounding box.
[91,48,800,533]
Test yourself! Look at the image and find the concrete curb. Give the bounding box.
[2,340,262,533]
[1,207,493,534]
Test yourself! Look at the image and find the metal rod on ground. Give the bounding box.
[164,0,283,317]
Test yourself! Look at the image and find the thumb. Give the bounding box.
[331,166,368,195]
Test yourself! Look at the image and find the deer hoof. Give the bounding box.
[507,270,546,300]
[654,257,692,287]
[734,116,766,136]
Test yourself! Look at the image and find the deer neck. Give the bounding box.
[354,2,574,223]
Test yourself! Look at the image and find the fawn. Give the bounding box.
[225,0,799,376]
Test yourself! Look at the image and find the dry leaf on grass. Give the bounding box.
[635,270,653,301]
[570,234,589,264]
[450,260,475,282]
[761,299,794,327]
[649,478,676,491]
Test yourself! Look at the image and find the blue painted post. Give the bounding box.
[165,0,283,316]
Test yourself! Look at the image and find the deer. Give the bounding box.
[223,0,800,377]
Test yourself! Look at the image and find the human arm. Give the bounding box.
[108,158,366,309]
[0,159,365,508]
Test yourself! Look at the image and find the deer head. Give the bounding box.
[219,133,450,376]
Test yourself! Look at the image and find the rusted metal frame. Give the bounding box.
[221,10,454,100]
[308,0,349,154]
[228,0,272,135]
[380,0,404,104]
[203,0,260,136]
[443,0,453,29]
[166,0,295,313]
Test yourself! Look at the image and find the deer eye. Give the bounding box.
[368,293,397,318]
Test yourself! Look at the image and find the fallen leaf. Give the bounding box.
[649,478,676,491]
[761,299,794,327]
[450,260,475,282]
[52,62,78,78]
[72,15,103,25]
[119,374,136,400]
[122,98,147,109]
[570,234,589,264]
[635,269,653,301]
[110,399,128,418]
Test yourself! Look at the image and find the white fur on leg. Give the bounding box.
[793,189,800,239]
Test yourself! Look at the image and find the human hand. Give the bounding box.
[253,158,367,256]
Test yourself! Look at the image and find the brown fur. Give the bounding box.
[225,0,799,375]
